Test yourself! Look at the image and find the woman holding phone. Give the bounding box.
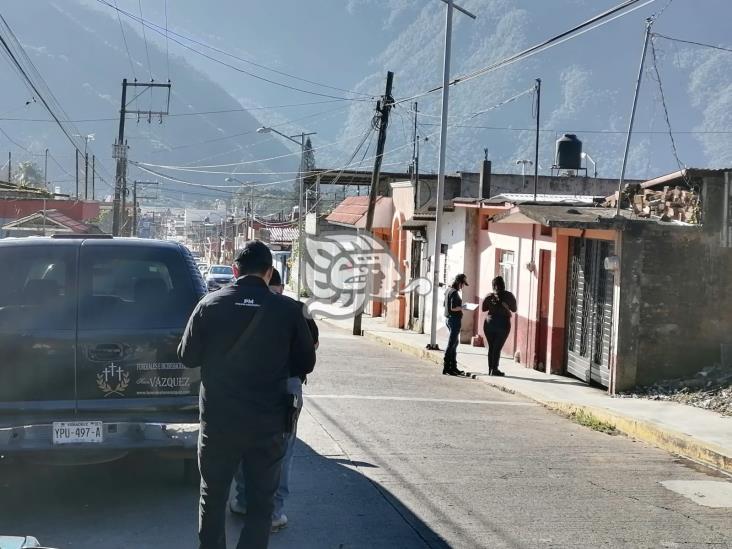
[481,276,517,376]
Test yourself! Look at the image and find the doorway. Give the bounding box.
[566,238,614,387]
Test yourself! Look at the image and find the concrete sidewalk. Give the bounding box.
[320,313,732,474]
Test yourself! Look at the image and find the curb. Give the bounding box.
[319,317,732,474]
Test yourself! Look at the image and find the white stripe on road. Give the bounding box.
[304,394,536,406]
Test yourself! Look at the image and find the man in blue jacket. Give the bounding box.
[178,241,316,549]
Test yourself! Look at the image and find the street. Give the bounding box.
[2,323,731,548]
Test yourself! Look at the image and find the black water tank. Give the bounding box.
[556,134,582,170]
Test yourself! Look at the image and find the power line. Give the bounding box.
[164,0,170,81]
[96,0,374,102]
[415,122,732,134]
[97,0,373,98]
[0,98,354,123]
[652,33,732,55]
[0,14,117,185]
[137,0,154,80]
[113,0,136,79]
[394,0,656,106]
[649,35,686,173]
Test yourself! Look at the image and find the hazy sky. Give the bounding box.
[5,0,732,184]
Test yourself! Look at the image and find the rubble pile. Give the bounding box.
[604,184,701,223]
[617,364,732,416]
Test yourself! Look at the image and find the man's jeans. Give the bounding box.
[198,427,286,549]
[235,377,303,520]
[444,316,461,366]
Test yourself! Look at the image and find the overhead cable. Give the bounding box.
[393,0,657,106]
[96,0,374,102]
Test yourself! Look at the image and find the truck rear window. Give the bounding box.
[79,246,198,330]
[0,246,76,330]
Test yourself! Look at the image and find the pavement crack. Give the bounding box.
[586,480,728,542]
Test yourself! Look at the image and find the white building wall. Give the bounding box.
[423,209,470,344]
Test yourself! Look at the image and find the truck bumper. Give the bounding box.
[0,421,199,463]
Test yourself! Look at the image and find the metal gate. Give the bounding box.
[566,238,614,387]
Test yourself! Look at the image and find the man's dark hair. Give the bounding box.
[269,268,283,287]
[234,240,272,276]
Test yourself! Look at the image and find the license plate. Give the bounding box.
[52,421,104,444]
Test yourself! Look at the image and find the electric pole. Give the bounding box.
[427,0,476,350]
[92,155,95,200]
[353,70,394,336]
[112,78,127,235]
[44,148,48,190]
[84,152,89,199]
[617,17,653,216]
[533,78,541,202]
[132,180,158,237]
[7,152,10,183]
[113,78,172,235]
[75,149,79,199]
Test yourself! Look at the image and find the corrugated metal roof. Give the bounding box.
[326,196,386,226]
[266,226,298,243]
[485,193,601,204]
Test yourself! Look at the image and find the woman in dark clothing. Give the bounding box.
[482,276,517,376]
[443,274,469,376]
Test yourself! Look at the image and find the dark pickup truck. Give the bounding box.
[0,236,206,466]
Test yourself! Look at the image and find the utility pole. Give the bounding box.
[412,101,420,201]
[427,0,476,350]
[353,70,394,336]
[92,155,95,200]
[132,180,158,237]
[617,18,653,216]
[7,152,10,183]
[75,149,79,199]
[84,153,89,199]
[533,78,541,202]
[113,78,172,235]
[44,148,48,190]
[112,78,127,235]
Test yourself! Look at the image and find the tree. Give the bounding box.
[295,136,316,196]
[13,161,45,189]
[302,137,316,172]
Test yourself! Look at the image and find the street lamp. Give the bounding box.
[581,152,597,178]
[516,159,533,188]
[257,126,316,301]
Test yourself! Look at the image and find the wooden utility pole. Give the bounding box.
[353,70,394,336]
[75,149,79,199]
[92,155,95,200]
[113,78,172,235]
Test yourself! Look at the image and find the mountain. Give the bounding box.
[339,0,732,180]
[0,0,298,203]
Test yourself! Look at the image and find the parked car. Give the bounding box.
[205,264,235,291]
[0,235,207,471]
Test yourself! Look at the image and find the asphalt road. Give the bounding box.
[2,323,731,548]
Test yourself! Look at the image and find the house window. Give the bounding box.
[497,249,515,292]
